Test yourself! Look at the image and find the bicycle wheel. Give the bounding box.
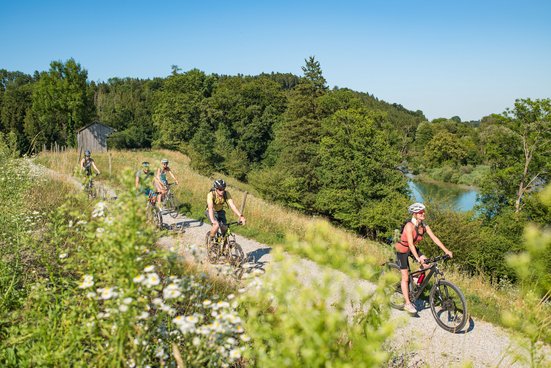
[150,206,163,230]
[429,280,468,333]
[205,232,220,264]
[167,193,179,218]
[228,241,245,280]
[383,262,407,310]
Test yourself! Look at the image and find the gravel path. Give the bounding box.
[161,213,549,368]
[34,161,548,368]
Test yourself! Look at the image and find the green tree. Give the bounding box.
[423,131,468,167]
[316,109,409,238]
[480,99,551,214]
[29,59,94,147]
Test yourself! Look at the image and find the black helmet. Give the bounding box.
[213,179,226,189]
[84,150,91,157]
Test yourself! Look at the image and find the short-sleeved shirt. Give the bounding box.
[207,190,232,212]
[136,170,155,191]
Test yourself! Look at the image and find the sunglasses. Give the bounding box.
[416,210,426,215]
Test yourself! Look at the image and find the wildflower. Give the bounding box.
[229,349,241,360]
[203,299,212,307]
[144,265,155,273]
[99,287,117,300]
[78,275,94,289]
[226,337,236,345]
[96,227,105,234]
[59,253,68,259]
[137,311,150,320]
[144,273,160,287]
[240,334,250,342]
[68,220,73,227]
[86,291,97,299]
[227,294,235,300]
[92,202,107,217]
[192,337,201,346]
[123,297,133,305]
[119,304,129,312]
[152,298,163,306]
[163,284,182,299]
[133,274,145,283]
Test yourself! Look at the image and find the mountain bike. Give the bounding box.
[205,221,245,279]
[384,254,468,333]
[146,192,163,229]
[84,173,98,199]
[161,183,179,218]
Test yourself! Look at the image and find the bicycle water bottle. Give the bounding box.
[417,272,425,285]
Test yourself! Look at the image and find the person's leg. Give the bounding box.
[397,252,416,313]
[208,211,221,238]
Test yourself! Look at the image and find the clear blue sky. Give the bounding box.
[2,0,550,121]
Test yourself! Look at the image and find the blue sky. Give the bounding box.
[1,0,550,121]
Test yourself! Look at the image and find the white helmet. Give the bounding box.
[408,202,426,214]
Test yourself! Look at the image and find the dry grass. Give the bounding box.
[36,149,521,327]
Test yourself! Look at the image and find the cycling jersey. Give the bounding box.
[159,167,170,185]
[136,170,155,193]
[395,221,426,253]
[206,190,232,212]
[82,158,94,176]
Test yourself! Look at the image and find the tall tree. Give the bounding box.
[480,99,551,214]
[29,59,94,147]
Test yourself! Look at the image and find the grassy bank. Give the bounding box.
[35,150,535,335]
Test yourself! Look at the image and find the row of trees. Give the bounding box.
[1,58,549,281]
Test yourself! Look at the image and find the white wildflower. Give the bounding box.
[163,284,181,299]
[123,297,133,305]
[229,348,241,360]
[78,275,94,289]
[203,299,212,307]
[152,298,163,306]
[144,265,155,273]
[59,253,68,259]
[119,304,129,312]
[92,202,107,217]
[240,334,250,342]
[143,273,160,287]
[133,274,145,283]
[86,291,97,299]
[192,337,201,346]
[99,287,117,300]
[137,311,150,320]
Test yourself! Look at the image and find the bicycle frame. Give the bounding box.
[406,255,448,302]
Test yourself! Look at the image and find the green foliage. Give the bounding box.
[241,222,394,367]
[501,185,551,365]
[316,109,409,237]
[423,131,468,167]
[28,59,95,148]
[0,169,247,367]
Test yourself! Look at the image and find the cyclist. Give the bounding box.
[80,149,100,181]
[135,161,157,198]
[206,179,246,242]
[395,202,453,314]
[155,158,179,206]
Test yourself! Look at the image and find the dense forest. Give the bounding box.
[1,58,550,282]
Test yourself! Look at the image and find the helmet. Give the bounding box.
[142,161,150,167]
[84,150,91,157]
[213,179,226,189]
[408,202,426,214]
[161,158,169,164]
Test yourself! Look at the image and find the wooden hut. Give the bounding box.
[76,122,115,153]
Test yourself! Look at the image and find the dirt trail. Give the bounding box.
[35,160,547,368]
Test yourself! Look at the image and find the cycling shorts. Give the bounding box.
[205,210,227,226]
[396,248,423,270]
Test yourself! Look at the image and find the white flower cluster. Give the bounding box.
[92,201,107,218]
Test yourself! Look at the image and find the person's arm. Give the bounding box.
[80,158,84,169]
[406,223,422,263]
[426,225,453,258]
[207,194,217,225]
[168,169,178,185]
[91,161,100,175]
[135,174,140,191]
[227,198,246,225]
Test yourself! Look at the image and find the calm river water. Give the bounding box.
[408,179,479,212]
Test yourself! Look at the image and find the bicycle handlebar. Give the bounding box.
[424,254,451,264]
[226,221,243,226]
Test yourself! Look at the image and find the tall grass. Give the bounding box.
[36,149,540,336]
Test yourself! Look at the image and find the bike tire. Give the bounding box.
[429,279,468,333]
[383,262,409,310]
[229,241,245,280]
[205,232,220,264]
[167,194,179,218]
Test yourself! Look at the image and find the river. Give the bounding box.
[407,179,479,212]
